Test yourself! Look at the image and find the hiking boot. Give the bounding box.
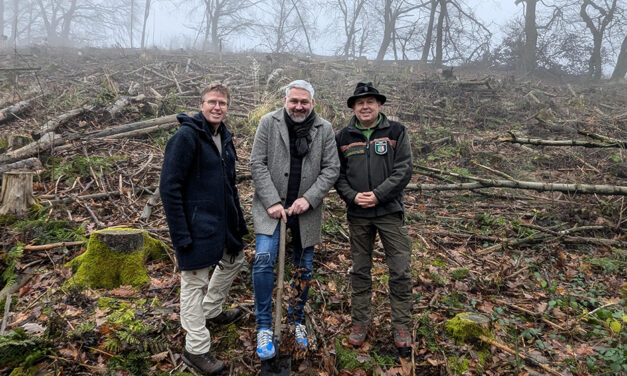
[182,350,225,375]
[394,327,412,357]
[206,308,242,326]
[295,322,308,349]
[256,328,275,360]
[348,325,368,347]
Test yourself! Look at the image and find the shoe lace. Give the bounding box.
[257,329,273,348]
[295,323,307,339]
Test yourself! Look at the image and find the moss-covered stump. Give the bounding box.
[445,312,492,344]
[65,228,167,289]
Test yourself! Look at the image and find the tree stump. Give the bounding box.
[65,228,168,290]
[0,170,36,216]
[445,312,492,344]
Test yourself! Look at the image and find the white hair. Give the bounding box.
[285,80,314,99]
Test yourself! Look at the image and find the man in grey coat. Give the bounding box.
[250,80,339,360]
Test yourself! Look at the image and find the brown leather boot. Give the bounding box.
[182,350,225,375]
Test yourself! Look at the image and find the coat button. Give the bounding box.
[284,173,288,177]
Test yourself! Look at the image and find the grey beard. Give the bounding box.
[287,109,312,123]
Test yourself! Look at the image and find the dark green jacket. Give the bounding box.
[335,113,413,218]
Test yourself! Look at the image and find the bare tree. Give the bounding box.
[580,0,618,79]
[190,0,258,51]
[375,0,427,61]
[611,35,627,80]
[335,0,368,57]
[256,0,315,54]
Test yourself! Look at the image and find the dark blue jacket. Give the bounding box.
[160,112,248,270]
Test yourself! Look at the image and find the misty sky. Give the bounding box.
[150,0,523,55]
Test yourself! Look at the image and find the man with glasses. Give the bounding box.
[335,82,413,356]
[250,80,339,360]
[160,83,248,375]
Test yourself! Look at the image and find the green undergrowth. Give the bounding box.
[44,155,126,184]
[335,339,396,372]
[0,328,51,371]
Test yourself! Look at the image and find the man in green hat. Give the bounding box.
[335,82,413,356]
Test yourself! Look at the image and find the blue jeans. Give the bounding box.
[253,219,313,329]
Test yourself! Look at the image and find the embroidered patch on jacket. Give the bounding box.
[346,148,365,157]
[374,140,388,155]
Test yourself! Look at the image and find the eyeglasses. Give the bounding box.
[204,100,228,108]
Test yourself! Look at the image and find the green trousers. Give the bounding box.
[348,212,412,329]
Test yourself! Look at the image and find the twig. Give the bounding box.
[23,241,85,251]
[494,298,565,330]
[583,301,620,318]
[479,335,562,376]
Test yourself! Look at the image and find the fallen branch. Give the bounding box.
[33,105,94,139]
[499,132,622,148]
[23,241,85,251]
[87,113,188,138]
[577,130,627,148]
[104,94,146,119]
[416,165,627,196]
[478,335,562,376]
[0,95,43,124]
[0,132,67,165]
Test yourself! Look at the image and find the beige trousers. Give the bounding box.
[180,249,245,354]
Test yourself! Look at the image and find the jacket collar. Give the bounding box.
[177,111,232,145]
[272,108,322,148]
[347,112,390,132]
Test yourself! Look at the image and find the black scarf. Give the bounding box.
[284,108,316,157]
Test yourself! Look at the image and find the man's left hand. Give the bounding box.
[355,191,379,208]
[287,197,310,216]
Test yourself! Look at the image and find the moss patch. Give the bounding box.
[448,356,470,374]
[65,228,167,290]
[334,339,395,371]
[445,312,492,345]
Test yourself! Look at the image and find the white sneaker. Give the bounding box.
[295,322,308,349]
[256,328,275,360]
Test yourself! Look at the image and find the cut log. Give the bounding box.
[87,113,183,138]
[0,171,36,216]
[65,227,168,289]
[104,94,146,119]
[0,157,43,177]
[0,132,65,165]
[0,95,43,124]
[32,105,94,139]
[8,134,33,150]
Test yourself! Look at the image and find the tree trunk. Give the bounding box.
[376,0,393,61]
[610,35,627,81]
[0,170,36,216]
[9,0,17,45]
[434,0,447,67]
[0,0,5,39]
[140,0,151,49]
[522,0,537,74]
[421,0,437,63]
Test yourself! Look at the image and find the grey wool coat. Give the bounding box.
[250,108,340,248]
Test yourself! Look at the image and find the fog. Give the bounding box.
[0,0,625,78]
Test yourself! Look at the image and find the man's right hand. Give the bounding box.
[267,203,287,223]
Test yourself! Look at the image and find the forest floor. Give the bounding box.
[0,48,625,376]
